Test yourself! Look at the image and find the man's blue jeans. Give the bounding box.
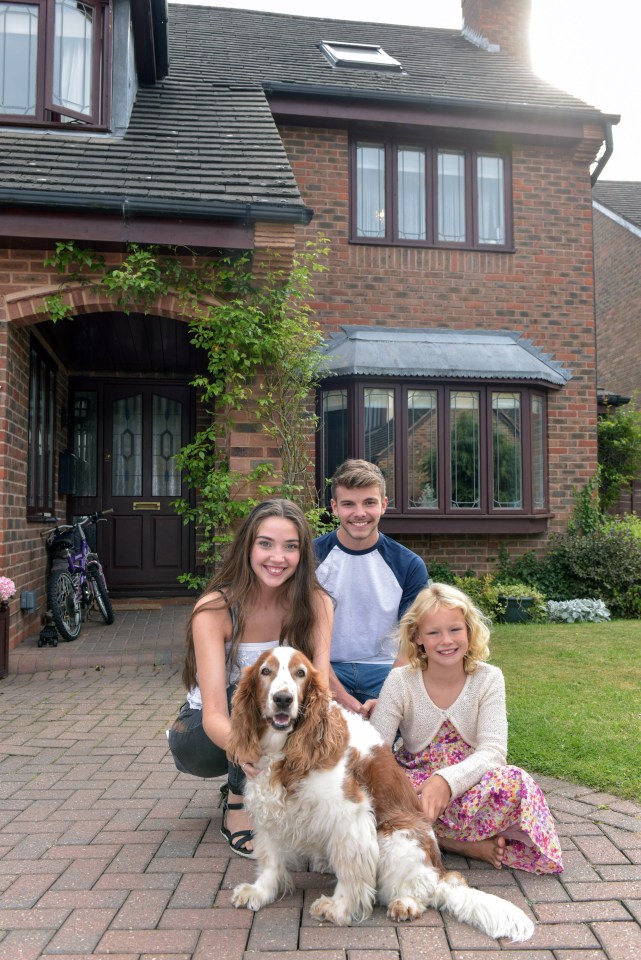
[331,661,392,704]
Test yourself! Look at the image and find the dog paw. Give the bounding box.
[231,883,264,911]
[310,894,351,926]
[387,896,424,922]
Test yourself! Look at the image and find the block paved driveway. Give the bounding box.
[1,609,641,959]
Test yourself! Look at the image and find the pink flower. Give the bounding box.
[0,577,16,604]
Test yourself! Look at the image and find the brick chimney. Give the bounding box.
[461,0,532,64]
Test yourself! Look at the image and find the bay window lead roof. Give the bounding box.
[320,327,571,386]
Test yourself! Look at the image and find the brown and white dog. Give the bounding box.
[227,646,533,941]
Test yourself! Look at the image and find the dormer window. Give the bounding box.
[0,0,110,126]
[320,40,402,72]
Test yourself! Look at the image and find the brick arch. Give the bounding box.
[4,282,223,327]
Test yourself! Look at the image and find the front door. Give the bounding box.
[100,383,192,594]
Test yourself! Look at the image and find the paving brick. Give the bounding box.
[0,929,55,960]
[97,929,200,954]
[574,834,631,864]
[300,926,398,950]
[168,871,223,908]
[398,925,451,959]
[43,907,117,954]
[0,907,70,928]
[564,880,641,901]
[247,905,300,951]
[591,920,641,959]
[0,873,60,908]
[51,858,115,891]
[158,906,253,930]
[111,889,172,929]
[535,899,632,922]
[192,928,248,960]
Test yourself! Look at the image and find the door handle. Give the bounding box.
[132,501,161,511]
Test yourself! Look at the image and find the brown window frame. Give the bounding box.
[318,378,550,533]
[0,0,111,128]
[27,337,57,520]
[349,137,513,251]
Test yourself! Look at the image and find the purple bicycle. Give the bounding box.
[41,510,115,643]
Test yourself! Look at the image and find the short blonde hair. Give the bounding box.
[398,582,491,674]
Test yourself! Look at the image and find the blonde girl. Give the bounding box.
[370,583,563,874]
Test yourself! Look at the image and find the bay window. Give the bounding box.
[351,137,511,249]
[320,380,548,528]
[0,0,110,125]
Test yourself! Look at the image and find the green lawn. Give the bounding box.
[489,620,641,802]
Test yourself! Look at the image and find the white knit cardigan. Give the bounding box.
[370,661,508,799]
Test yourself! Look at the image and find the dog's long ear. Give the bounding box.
[279,667,348,789]
[227,661,263,763]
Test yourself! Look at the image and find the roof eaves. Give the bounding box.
[262,81,619,124]
[0,188,314,225]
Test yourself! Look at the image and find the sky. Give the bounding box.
[172,0,639,182]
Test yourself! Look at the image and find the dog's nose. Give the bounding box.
[273,690,293,710]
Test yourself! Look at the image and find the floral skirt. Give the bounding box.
[395,720,563,874]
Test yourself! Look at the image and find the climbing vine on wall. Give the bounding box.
[44,237,331,588]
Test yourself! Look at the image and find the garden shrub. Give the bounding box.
[427,561,457,585]
[547,520,641,618]
[452,575,504,621]
[547,599,611,623]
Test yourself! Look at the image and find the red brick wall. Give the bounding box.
[594,208,641,400]
[0,233,295,649]
[280,125,599,572]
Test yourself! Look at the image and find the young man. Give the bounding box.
[314,459,428,714]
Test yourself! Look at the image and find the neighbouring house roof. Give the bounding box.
[0,4,615,232]
[320,327,572,386]
[593,181,641,233]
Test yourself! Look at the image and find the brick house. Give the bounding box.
[0,0,615,652]
[593,181,641,514]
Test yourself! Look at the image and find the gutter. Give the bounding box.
[264,81,620,125]
[0,189,314,225]
[590,122,614,186]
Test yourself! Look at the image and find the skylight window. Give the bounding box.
[320,41,402,72]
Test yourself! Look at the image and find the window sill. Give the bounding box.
[380,514,552,535]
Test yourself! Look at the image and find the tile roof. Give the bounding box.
[321,326,571,386]
[169,4,607,116]
[0,81,308,220]
[593,181,641,232]
[0,3,612,224]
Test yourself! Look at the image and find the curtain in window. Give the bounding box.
[408,390,438,507]
[477,155,505,245]
[438,151,465,242]
[531,395,545,509]
[398,147,426,241]
[364,387,395,506]
[450,391,479,508]
[321,389,348,504]
[0,3,38,114]
[356,143,386,238]
[112,395,142,497]
[492,393,522,508]
[53,0,93,116]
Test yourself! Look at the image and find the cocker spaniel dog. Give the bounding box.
[227,646,533,941]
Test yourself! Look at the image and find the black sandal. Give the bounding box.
[218,783,256,859]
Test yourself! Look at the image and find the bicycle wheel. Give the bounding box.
[87,562,115,625]
[47,570,82,641]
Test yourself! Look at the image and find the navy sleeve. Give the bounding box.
[398,554,428,618]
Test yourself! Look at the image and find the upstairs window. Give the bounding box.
[0,0,110,126]
[352,138,511,250]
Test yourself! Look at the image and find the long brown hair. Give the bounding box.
[182,499,325,690]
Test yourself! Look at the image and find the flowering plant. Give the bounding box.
[0,576,16,607]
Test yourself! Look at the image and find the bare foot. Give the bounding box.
[439,835,507,869]
[223,790,254,856]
